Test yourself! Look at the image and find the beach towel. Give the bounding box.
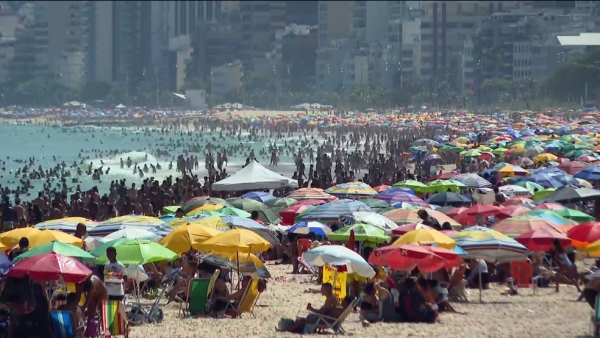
[101,300,128,336]
[50,311,75,338]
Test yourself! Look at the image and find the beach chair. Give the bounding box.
[310,297,358,335]
[178,278,210,317]
[297,257,319,282]
[100,300,130,338]
[224,278,261,318]
[205,269,221,310]
[591,293,600,337]
[50,310,83,338]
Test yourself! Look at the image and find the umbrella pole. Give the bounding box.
[479,268,482,303]
[236,250,241,290]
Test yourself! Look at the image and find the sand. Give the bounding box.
[130,264,590,338]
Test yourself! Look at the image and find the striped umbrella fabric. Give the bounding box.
[491,216,562,238]
[373,188,425,204]
[299,201,372,223]
[88,215,172,237]
[35,217,98,234]
[287,188,338,201]
[383,209,461,228]
[451,229,528,263]
[325,181,378,196]
[453,173,492,188]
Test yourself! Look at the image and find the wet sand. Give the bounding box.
[130,264,589,338]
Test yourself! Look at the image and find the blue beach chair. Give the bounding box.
[50,310,81,338]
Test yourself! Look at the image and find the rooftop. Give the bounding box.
[557,33,600,46]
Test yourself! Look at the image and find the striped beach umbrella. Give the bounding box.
[35,217,98,234]
[383,209,461,228]
[329,223,391,243]
[451,229,528,263]
[453,173,492,188]
[373,188,425,205]
[299,201,372,223]
[491,216,562,237]
[287,188,337,201]
[88,215,171,237]
[325,181,378,196]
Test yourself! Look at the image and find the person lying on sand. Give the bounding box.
[276,283,344,333]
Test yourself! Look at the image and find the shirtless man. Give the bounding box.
[77,275,108,320]
[48,200,64,220]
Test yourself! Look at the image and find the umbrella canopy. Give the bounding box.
[533,202,566,211]
[89,215,170,237]
[581,239,600,257]
[554,208,595,223]
[28,230,83,249]
[527,174,567,189]
[264,197,297,210]
[514,228,571,252]
[103,228,161,241]
[540,186,600,203]
[373,188,425,205]
[393,180,428,193]
[279,204,314,225]
[302,245,375,278]
[390,223,434,236]
[492,216,562,237]
[299,201,372,223]
[8,253,92,283]
[574,166,600,181]
[12,241,95,264]
[523,210,578,226]
[159,224,222,254]
[0,253,10,276]
[34,217,98,233]
[328,223,391,243]
[187,204,225,215]
[451,229,528,263]
[288,221,332,236]
[198,252,271,279]
[361,199,391,209]
[241,191,275,203]
[0,228,41,247]
[226,198,279,224]
[368,245,448,273]
[392,228,456,249]
[558,161,587,175]
[453,173,492,188]
[198,207,251,218]
[347,211,398,231]
[193,229,271,254]
[497,164,530,177]
[383,209,461,228]
[567,222,600,247]
[181,197,233,213]
[426,192,471,207]
[95,239,178,265]
[325,181,378,196]
[425,180,466,193]
[189,216,230,231]
[287,188,337,201]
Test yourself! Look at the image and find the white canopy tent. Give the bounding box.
[212,160,298,191]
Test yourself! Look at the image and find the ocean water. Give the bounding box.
[0,122,304,199]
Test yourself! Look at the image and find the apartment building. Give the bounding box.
[239,1,286,71]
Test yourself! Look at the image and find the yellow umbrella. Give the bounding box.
[160,224,221,254]
[166,219,191,228]
[580,240,600,257]
[199,251,271,278]
[187,204,224,215]
[0,227,41,247]
[189,216,230,231]
[193,229,271,254]
[28,230,83,248]
[532,153,558,163]
[392,228,456,249]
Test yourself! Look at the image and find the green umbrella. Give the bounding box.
[328,223,391,244]
[265,198,297,210]
[533,188,556,201]
[162,206,180,214]
[515,181,544,193]
[95,239,178,265]
[13,241,95,264]
[197,207,251,218]
[90,238,130,258]
[227,198,264,210]
[393,180,428,192]
[555,208,596,223]
[426,179,466,193]
[460,149,482,157]
[293,206,317,223]
[361,199,390,209]
[227,198,279,224]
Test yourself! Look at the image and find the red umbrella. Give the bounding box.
[390,223,433,236]
[368,244,446,273]
[445,207,468,217]
[533,203,565,211]
[496,205,530,220]
[374,185,391,193]
[577,155,599,163]
[422,246,463,269]
[463,204,502,216]
[558,161,587,175]
[279,204,313,225]
[291,199,327,207]
[567,222,600,248]
[8,252,92,283]
[514,228,571,252]
[346,230,356,251]
[503,196,533,206]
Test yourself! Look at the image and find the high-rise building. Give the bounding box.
[239,1,286,71]
[317,1,353,47]
[286,1,317,26]
[169,1,221,37]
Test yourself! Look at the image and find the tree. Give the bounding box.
[544,48,600,103]
[78,81,112,102]
[15,78,48,106]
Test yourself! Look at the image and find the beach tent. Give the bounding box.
[115,103,126,109]
[212,160,298,191]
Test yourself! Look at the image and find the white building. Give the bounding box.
[210,60,243,99]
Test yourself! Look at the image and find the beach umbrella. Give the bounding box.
[527,173,567,189]
[162,206,180,215]
[498,185,532,197]
[540,186,600,203]
[328,223,391,243]
[198,251,271,279]
[392,228,456,249]
[0,227,41,247]
[95,239,178,265]
[279,204,314,225]
[187,204,225,215]
[219,216,279,246]
[287,188,337,201]
[12,241,95,264]
[558,161,587,175]
[181,197,233,213]
[84,236,106,251]
[28,230,83,249]
[265,197,297,210]
[575,178,593,188]
[515,181,544,193]
[532,187,556,201]
[241,191,276,203]
[444,206,468,217]
[533,153,558,163]
[368,244,447,273]
[288,221,332,236]
[159,224,221,254]
[514,228,571,252]
[581,239,600,257]
[188,216,230,231]
[299,201,372,223]
[393,180,428,193]
[503,196,534,206]
[426,192,471,207]
[226,198,279,224]
[495,205,530,220]
[198,206,251,218]
[554,208,595,223]
[390,223,433,236]
[574,166,600,181]
[0,253,10,276]
[492,216,562,237]
[34,217,98,233]
[373,185,392,193]
[523,210,577,226]
[534,202,566,211]
[302,245,375,278]
[325,181,378,196]
[497,164,530,177]
[374,188,425,204]
[567,222,600,247]
[425,179,466,193]
[384,208,461,228]
[461,149,482,157]
[347,211,398,231]
[193,229,271,254]
[292,199,328,207]
[8,253,92,283]
[89,215,170,237]
[103,228,161,241]
[453,173,492,188]
[451,228,528,262]
[361,199,391,210]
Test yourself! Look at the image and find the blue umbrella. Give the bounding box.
[288,221,332,236]
[575,166,600,182]
[241,191,275,203]
[220,216,264,229]
[299,201,372,222]
[0,253,10,276]
[527,174,566,189]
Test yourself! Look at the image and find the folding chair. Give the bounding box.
[224,278,261,318]
[205,269,221,311]
[297,257,319,282]
[591,293,600,337]
[177,278,210,317]
[100,300,130,338]
[50,310,83,338]
[310,297,358,335]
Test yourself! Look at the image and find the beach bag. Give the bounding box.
[84,317,99,338]
[277,318,295,331]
